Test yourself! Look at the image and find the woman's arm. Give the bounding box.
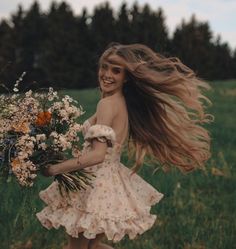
[47,140,108,175]
[46,98,115,176]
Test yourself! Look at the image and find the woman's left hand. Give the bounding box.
[40,165,55,177]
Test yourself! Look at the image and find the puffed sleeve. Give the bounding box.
[84,124,116,147]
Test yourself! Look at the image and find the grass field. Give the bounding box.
[0,80,235,249]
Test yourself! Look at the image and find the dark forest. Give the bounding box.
[0,1,235,91]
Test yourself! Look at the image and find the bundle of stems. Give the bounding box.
[55,170,95,196]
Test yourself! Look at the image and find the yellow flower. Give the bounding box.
[11,158,21,170]
[12,121,30,134]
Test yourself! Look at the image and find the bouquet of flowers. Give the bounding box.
[0,73,93,194]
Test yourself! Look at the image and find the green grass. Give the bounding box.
[0,80,236,249]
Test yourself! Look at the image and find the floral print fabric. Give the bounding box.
[36,120,164,242]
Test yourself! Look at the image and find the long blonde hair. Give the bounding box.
[99,43,212,173]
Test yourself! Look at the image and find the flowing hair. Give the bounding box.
[98,43,213,173]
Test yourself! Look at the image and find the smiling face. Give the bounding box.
[98,54,126,97]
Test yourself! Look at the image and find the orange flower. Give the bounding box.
[12,121,30,133]
[35,111,52,126]
[11,158,21,170]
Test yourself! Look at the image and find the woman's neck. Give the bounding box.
[103,90,123,98]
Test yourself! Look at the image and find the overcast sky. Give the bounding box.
[0,0,236,50]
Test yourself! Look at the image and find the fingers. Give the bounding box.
[40,165,53,177]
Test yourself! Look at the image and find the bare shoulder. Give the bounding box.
[97,96,113,107]
[96,97,117,125]
[97,96,121,111]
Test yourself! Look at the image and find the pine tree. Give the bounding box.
[116,3,131,44]
[211,36,234,79]
[0,5,25,89]
[90,2,116,54]
[129,3,169,53]
[129,2,141,44]
[0,19,14,91]
[172,15,214,79]
[75,8,95,88]
[19,1,47,87]
[233,49,236,79]
[40,1,78,88]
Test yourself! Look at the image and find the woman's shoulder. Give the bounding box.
[98,95,125,106]
[98,95,116,104]
[96,95,126,124]
[96,96,120,112]
[95,97,117,125]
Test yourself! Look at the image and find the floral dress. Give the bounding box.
[36,120,164,242]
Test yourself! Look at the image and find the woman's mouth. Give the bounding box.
[102,79,114,86]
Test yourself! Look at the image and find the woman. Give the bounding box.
[37,43,211,249]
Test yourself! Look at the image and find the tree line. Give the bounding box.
[0,1,235,91]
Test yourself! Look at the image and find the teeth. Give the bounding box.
[103,80,113,84]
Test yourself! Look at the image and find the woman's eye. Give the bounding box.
[101,64,107,70]
[112,68,121,74]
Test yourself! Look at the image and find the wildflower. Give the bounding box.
[176,182,181,189]
[72,148,81,157]
[25,90,33,97]
[35,111,52,126]
[11,158,21,171]
[12,121,31,134]
[36,134,46,142]
[38,142,47,150]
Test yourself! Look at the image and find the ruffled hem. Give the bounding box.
[36,204,159,242]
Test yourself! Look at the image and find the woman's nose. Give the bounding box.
[104,69,112,78]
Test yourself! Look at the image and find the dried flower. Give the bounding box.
[12,121,31,134]
[35,111,52,126]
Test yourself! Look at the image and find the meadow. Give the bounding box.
[0,80,235,249]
